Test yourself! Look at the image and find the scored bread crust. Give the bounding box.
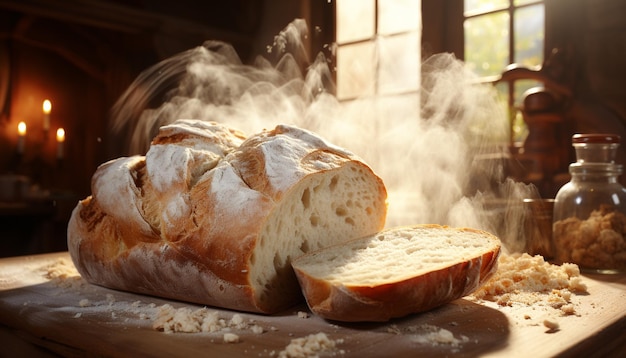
[291,224,501,322]
[67,119,388,314]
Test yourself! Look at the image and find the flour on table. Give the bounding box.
[387,324,469,350]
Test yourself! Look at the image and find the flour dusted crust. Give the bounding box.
[68,119,387,314]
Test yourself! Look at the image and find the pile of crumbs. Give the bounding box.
[276,332,344,358]
[470,253,588,314]
[152,304,264,342]
[387,324,469,351]
[42,257,88,290]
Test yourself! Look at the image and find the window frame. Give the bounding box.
[332,0,422,101]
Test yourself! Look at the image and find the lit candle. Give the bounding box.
[17,121,26,154]
[56,128,65,159]
[43,99,51,132]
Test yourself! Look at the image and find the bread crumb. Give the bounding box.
[250,325,264,334]
[470,253,588,312]
[152,304,263,335]
[223,332,240,343]
[543,319,559,331]
[43,258,87,290]
[297,311,309,319]
[560,304,576,315]
[278,332,343,358]
[78,298,90,307]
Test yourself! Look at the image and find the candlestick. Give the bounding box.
[56,127,65,159]
[43,99,51,133]
[17,121,26,154]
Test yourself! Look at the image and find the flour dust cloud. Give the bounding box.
[110,19,538,253]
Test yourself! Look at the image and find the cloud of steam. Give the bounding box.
[110,19,539,252]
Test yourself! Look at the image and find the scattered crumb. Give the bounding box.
[561,304,576,315]
[470,253,588,313]
[389,324,469,349]
[297,311,309,319]
[412,328,469,347]
[250,325,264,335]
[223,332,240,343]
[79,298,90,307]
[278,332,343,358]
[43,258,88,290]
[543,319,560,332]
[152,304,265,336]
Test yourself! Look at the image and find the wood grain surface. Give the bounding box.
[0,252,624,357]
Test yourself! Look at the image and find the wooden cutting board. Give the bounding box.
[0,252,624,357]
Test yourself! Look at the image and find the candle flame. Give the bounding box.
[18,121,26,136]
[56,128,65,142]
[43,99,52,114]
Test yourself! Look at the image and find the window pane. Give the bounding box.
[378,32,420,94]
[336,0,376,44]
[464,12,510,77]
[464,0,509,15]
[378,0,421,35]
[336,42,376,100]
[514,4,544,67]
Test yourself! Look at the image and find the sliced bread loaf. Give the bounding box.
[67,120,388,314]
[291,224,501,322]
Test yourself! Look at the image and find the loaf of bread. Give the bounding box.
[291,224,501,322]
[67,119,388,314]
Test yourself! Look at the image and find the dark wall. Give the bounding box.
[0,0,333,257]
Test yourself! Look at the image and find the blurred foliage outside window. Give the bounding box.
[464,0,545,145]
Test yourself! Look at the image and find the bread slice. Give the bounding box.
[68,120,387,314]
[291,224,501,322]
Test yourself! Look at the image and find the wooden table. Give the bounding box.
[1,252,624,357]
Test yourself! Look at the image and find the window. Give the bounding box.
[335,0,421,101]
[463,0,545,143]
[334,0,545,145]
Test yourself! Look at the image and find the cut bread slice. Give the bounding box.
[291,224,501,322]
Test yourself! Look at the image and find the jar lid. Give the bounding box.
[572,133,620,144]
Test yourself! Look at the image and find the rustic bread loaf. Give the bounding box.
[67,119,388,314]
[291,224,501,322]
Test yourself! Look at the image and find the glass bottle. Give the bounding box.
[553,134,626,273]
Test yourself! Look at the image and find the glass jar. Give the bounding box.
[553,134,626,273]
